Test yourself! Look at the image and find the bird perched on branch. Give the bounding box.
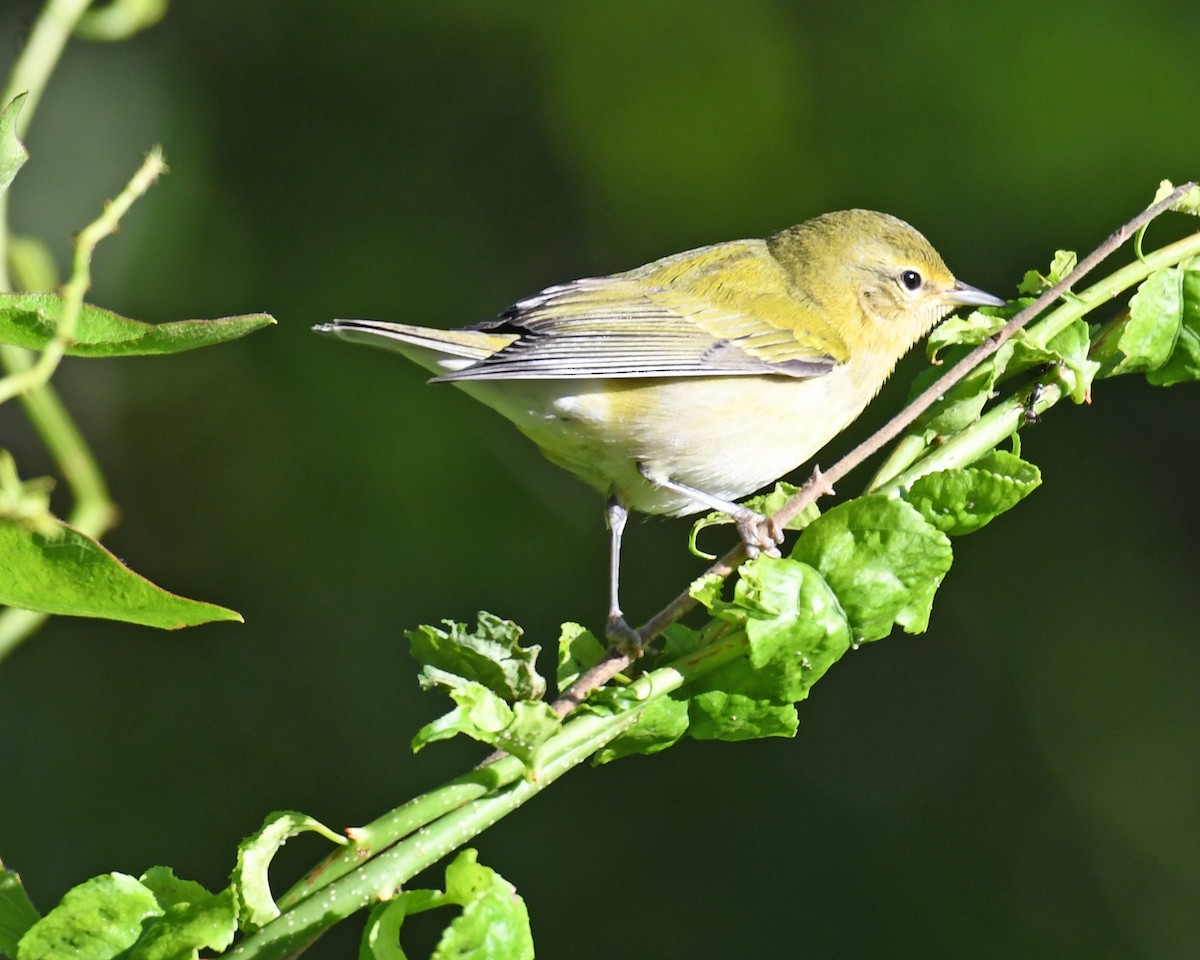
[316,209,1003,651]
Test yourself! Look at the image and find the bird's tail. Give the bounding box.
[314,319,512,375]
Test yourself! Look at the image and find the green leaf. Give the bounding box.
[790,495,953,643]
[137,869,211,912]
[432,851,533,960]
[0,95,29,199]
[910,351,998,436]
[1017,249,1077,295]
[688,482,819,560]
[411,681,561,770]
[361,900,412,960]
[555,621,606,691]
[0,865,39,959]
[592,693,690,763]
[1147,267,1200,386]
[127,872,237,960]
[0,517,242,628]
[680,558,852,740]
[361,853,533,960]
[688,679,800,741]
[1119,267,1183,372]
[1154,178,1200,216]
[918,314,1098,437]
[0,293,274,356]
[408,613,545,702]
[904,450,1042,536]
[360,891,445,960]
[925,307,1007,362]
[233,811,347,931]
[1095,267,1183,376]
[992,319,1099,405]
[16,873,159,960]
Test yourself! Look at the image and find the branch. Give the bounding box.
[550,180,1198,714]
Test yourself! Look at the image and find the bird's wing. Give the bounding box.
[435,241,850,382]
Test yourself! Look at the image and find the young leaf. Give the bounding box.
[0,518,241,628]
[678,558,853,741]
[408,613,545,702]
[790,495,953,642]
[910,353,998,436]
[592,694,690,763]
[233,811,347,931]
[411,680,561,770]
[432,850,533,960]
[1002,319,1099,404]
[360,851,533,960]
[555,621,606,691]
[1017,249,1078,295]
[0,95,28,199]
[1094,267,1183,376]
[138,868,212,911]
[904,450,1042,536]
[1154,178,1200,216]
[15,873,160,960]
[0,293,273,356]
[126,872,237,960]
[925,307,1008,362]
[0,865,39,959]
[1147,266,1200,386]
[361,898,417,960]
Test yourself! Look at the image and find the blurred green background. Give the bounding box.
[2,1,1199,957]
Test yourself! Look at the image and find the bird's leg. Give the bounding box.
[637,465,784,558]
[604,496,644,655]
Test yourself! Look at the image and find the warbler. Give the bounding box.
[316,210,1003,648]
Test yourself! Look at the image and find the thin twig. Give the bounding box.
[550,181,1197,715]
[0,147,166,405]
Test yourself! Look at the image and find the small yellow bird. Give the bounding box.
[316,210,1002,648]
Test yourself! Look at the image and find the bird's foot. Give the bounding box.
[735,510,785,559]
[605,612,645,658]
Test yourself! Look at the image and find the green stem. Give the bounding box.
[0,0,94,289]
[1022,230,1200,349]
[0,0,120,662]
[232,630,748,959]
[0,345,117,662]
[878,382,1064,494]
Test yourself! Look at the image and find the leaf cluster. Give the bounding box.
[0,85,274,648]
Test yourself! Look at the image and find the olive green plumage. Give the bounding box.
[318,209,1001,516]
[317,209,1002,641]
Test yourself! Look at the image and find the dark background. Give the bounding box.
[2,2,1199,957]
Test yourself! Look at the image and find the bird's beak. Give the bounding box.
[945,281,1006,308]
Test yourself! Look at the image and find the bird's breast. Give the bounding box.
[455,359,891,517]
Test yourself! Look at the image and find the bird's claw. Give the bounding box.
[735,511,784,559]
[605,612,645,658]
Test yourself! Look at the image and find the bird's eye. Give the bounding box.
[900,270,923,291]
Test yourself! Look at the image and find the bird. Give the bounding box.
[315,209,1004,651]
